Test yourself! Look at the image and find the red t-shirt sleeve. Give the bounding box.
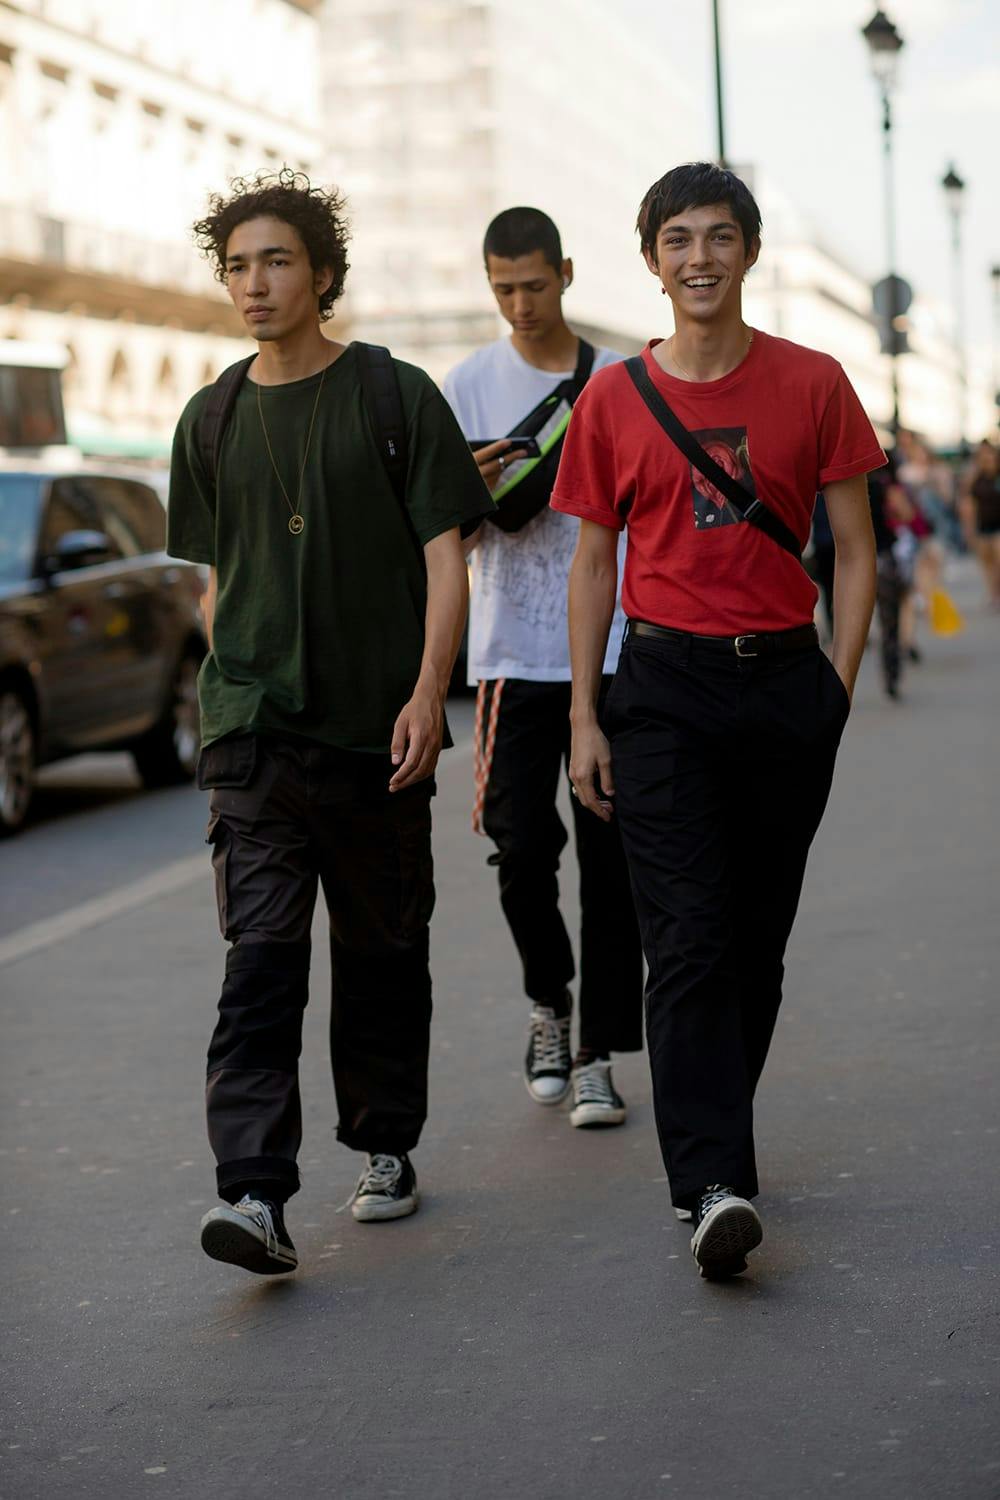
[550,383,627,531]
[817,365,886,485]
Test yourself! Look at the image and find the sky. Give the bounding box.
[616,0,1000,382]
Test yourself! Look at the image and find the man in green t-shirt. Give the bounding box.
[168,169,492,1277]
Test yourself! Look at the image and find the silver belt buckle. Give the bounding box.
[734,635,758,658]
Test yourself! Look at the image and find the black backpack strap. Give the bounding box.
[197,356,256,487]
[623,355,802,561]
[356,342,408,507]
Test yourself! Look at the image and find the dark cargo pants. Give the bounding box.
[200,733,435,1204]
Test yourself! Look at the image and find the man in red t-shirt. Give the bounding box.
[552,163,883,1280]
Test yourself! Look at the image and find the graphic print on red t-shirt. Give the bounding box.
[691,426,754,530]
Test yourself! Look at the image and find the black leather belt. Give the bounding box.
[630,619,818,658]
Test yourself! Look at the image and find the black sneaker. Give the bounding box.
[350,1153,419,1222]
[524,1000,572,1105]
[200,1195,298,1275]
[569,1060,626,1127]
[690,1185,762,1279]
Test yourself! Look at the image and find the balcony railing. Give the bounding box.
[0,202,226,303]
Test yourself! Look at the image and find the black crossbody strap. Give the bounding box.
[623,355,801,560]
[356,341,408,506]
[198,355,256,485]
[571,338,595,394]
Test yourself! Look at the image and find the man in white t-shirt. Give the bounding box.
[443,207,643,1127]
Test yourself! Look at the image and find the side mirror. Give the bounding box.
[43,530,114,575]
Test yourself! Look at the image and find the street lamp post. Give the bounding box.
[712,0,727,167]
[991,264,1000,423]
[861,8,905,436]
[941,164,967,449]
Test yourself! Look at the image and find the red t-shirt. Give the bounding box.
[550,331,886,634]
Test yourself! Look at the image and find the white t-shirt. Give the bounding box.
[443,338,627,683]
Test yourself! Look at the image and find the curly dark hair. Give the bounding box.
[192,168,351,320]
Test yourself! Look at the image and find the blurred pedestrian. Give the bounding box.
[868,458,908,699]
[554,163,882,1279]
[960,440,1000,607]
[167,171,492,1276]
[442,208,643,1129]
[810,491,836,641]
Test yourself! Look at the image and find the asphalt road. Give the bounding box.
[2,577,998,1500]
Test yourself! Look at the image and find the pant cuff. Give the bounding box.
[336,1125,423,1156]
[216,1155,300,1203]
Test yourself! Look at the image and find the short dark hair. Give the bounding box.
[483,207,563,272]
[192,167,351,321]
[636,163,762,261]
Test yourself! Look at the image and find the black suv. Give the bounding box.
[0,465,205,834]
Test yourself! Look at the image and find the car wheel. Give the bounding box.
[132,652,201,788]
[0,687,36,836]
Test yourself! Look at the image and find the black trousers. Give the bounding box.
[481,678,644,1054]
[199,734,435,1204]
[604,630,850,1207]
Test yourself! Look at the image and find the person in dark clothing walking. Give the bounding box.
[553,163,882,1279]
[167,170,492,1276]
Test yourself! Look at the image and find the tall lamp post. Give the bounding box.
[991,263,1000,424]
[941,164,967,449]
[862,8,905,436]
[711,0,727,166]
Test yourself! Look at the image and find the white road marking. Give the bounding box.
[0,737,476,971]
[0,853,208,970]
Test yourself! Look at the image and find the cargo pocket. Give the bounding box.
[206,809,232,938]
[196,734,257,790]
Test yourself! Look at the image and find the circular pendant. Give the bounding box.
[288,514,305,535]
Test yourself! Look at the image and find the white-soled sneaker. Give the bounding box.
[690,1185,762,1279]
[200,1195,298,1275]
[569,1060,627,1127]
[674,1207,693,1223]
[350,1154,419,1222]
[524,1002,572,1104]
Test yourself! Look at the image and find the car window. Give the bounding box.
[93,478,166,557]
[39,476,121,562]
[0,474,44,585]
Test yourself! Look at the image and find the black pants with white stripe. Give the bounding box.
[481,677,644,1055]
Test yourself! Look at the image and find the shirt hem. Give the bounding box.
[818,449,887,484]
[549,496,625,530]
[415,505,494,547]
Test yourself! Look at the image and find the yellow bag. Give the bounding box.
[929,587,965,637]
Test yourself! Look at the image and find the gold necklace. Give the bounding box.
[255,351,333,535]
[668,327,754,382]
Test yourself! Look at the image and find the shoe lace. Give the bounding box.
[699,1185,734,1216]
[573,1061,614,1105]
[529,1009,570,1070]
[357,1153,402,1195]
[235,1194,278,1254]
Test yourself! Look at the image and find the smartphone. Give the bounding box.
[470,436,541,459]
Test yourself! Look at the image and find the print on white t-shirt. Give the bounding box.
[442,338,628,684]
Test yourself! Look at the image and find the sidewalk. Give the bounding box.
[2,580,998,1500]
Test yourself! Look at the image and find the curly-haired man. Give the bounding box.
[168,171,493,1276]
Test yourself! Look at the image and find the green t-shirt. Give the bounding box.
[167,343,493,752]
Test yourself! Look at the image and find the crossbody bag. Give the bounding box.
[486,340,595,533]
